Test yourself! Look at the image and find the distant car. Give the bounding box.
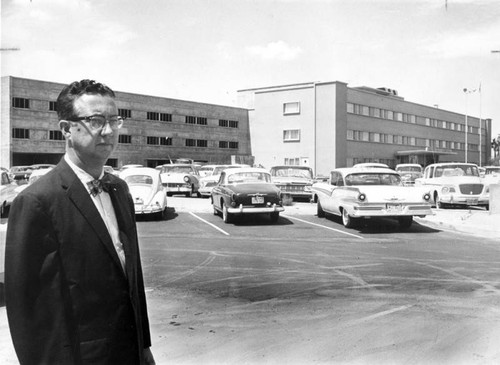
[103,165,118,175]
[14,168,54,194]
[120,164,144,171]
[311,167,433,229]
[414,163,488,209]
[198,165,220,178]
[199,165,250,198]
[119,167,167,220]
[1,171,19,217]
[269,165,314,201]
[395,164,423,185]
[352,162,390,169]
[159,164,201,197]
[211,167,284,223]
[30,163,56,171]
[9,165,33,185]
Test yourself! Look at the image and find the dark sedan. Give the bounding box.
[211,167,284,223]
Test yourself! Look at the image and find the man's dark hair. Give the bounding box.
[56,79,115,120]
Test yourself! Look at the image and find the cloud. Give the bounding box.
[245,41,302,61]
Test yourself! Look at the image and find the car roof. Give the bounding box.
[224,167,270,175]
[426,162,478,167]
[333,167,399,175]
[119,167,160,178]
[271,165,312,169]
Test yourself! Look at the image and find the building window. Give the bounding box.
[395,112,403,122]
[185,116,196,124]
[373,108,381,118]
[361,106,369,116]
[185,139,196,147]
[283,129,300,142]
[284,158,300,165]
[386,110,394,120]
[160,113,172,122]
[147,112,159,121]
[147,136,160,145]
[196,117,207,125]
[49,101,57,111]
[283,102,300,115]
[347,130,354,140]
[229,141,238,149]
[219,141,228,148]
[219,119,239,128]
[160,137,172,146]
[197,139,208,147]
[118,108,132,119]
[12,97,30,109]
[119,135,132,144]
[12,128,30,139]
[346,103,354,114]
[49,130,64,140]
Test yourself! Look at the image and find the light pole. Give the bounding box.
[463,88,477,163]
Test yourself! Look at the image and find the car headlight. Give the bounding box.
[357,193,366,201]
[423,193,431,201]
[183,176,190,183]
[304,186,312,192]
[441,186,455,194]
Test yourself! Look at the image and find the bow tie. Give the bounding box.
[87,178,112,196]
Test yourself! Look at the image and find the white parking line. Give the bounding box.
[189,212,230,236]
[282,215,364,240]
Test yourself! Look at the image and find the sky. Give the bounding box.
[2,0,500,139]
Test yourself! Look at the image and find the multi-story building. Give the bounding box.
[238,81,492,176]
[1,76,253,169]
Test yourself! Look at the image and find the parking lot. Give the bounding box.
[1,197,500,364]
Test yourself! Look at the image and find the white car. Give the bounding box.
[352,162,390,169]
[414,163,488,209]
[198,165,249,197]
[197,165,220,178]
[119,167,168,220]
[159,164,201,197]
[395,163,423,185]
[269,165,314,201]
[312,167,433,229]
[480,166,500,187]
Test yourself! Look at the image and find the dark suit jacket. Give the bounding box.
[5,159,152,365]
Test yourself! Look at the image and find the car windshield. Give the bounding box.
[124,175,154,185]
[227,172,271,184]
[396,166,422,173]
[434,165,479,177]
[213,166,231,175]
[485,167,500,175]
[271,167,313,179]
[345,173,402,186]
[163,166,195,174]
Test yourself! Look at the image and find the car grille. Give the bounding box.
[166,183,188,188]
[276,184,307,192]
[459,184,483,195]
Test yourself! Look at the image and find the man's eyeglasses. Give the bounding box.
[68,115,124,130]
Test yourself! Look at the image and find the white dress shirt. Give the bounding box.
[64,155,126,274]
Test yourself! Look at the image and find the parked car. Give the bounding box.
[30,163,56,171]
[269,165,314,201]
[119,167,167,220]
[199,165,251,198]
[198,164,220,178]
[9,165,33,185]
[211,167,284,223]
[14,167,54,194]
[395,163,423,185]
[119,164,144,171]
[352,162,390,169]
[311,167,433,229]
[1,171,19,217]
[159,164,201,197]
[414,163,488,209]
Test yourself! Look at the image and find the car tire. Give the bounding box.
[222,204,232,223]
[213,205,219,216]
[398,216,413,229]
[269,212,279,223]
[341,208,357,228]
[317,200,325,218]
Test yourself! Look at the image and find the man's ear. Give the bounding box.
[59,120,71,136]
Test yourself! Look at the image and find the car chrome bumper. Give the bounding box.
[351,205,434,217]
[439,195,488,206]
[228,204,285,214]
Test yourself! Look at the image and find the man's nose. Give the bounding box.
[100,121,114,135]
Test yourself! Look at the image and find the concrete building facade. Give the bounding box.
[1,76,253,169]
[238,81,492,176]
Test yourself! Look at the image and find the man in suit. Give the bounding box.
[5,80,155,365]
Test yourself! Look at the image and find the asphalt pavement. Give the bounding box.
[169,196,500,240]
[0,196,498,364]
